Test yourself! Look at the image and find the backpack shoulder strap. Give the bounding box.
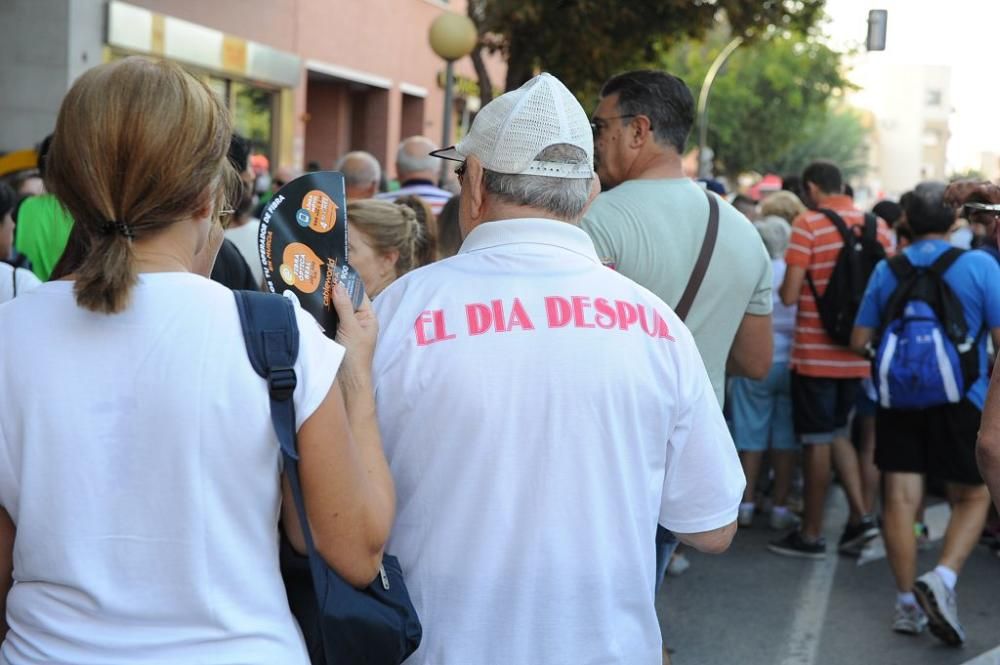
[863,212,878,241]
[674,189,719,322]
[878,255,921,332]
[233,290,324,565]
[886,253,914,280]
[818,208,851,241]
[233,290,300,461]
[927,247,965,277]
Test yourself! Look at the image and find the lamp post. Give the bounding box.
[429,12,477,186]
[696,36,743,179]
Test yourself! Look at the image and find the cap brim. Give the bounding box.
[430,146,463,162]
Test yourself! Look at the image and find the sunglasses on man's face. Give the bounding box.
[589,114,638,138]
[455,161,467,185]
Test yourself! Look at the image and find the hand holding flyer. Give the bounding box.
[257,171,366,337]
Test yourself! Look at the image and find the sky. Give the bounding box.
[822,0,1000,172]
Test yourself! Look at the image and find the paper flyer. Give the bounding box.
[257,171,365,337]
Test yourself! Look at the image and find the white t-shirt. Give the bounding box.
[373,219,745,665]
[0,264,41,304]
[0,273,343,664]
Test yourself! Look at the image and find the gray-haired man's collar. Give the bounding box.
[458,218,600,263]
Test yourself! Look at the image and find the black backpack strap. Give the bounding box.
[878,255,919,334]
[927,246,965,277]
[805,208,854,305]
[863,212,878,241]
[886,254,915,281]
[819,208,852,242]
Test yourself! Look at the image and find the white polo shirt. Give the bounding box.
[373,218,744,665]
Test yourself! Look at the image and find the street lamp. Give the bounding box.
[428,11,477,185]
[697,36,743,179]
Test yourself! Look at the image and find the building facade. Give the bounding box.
[0,0,504,178]
[852,63,952,198]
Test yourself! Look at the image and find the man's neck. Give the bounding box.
[480,202,577,226]
[626,149,685,181]
[814,193,853,209]
[915,233,949,242]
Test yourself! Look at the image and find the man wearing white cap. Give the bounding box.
[371,73,744,664]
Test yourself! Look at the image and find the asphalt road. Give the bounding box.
[657,488,999,665]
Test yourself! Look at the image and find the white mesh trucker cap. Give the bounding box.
[431,73,594,179]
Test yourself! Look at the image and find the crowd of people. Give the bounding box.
[1,54,999,665]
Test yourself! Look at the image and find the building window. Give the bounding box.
[926,89,942,107]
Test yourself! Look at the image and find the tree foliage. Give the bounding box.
[467,0,827,100]
[660,28,859,176]
[764,107,870,179]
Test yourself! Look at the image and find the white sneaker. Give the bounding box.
[666,553,690,576]
[914,571,965,646]
[893,603,927,635]
[738,505,755,528]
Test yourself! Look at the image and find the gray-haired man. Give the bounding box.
[370,72,744,664]
[335,150,381,201]
[376,135,453,214]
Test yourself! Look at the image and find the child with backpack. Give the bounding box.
[851,181,1000,647]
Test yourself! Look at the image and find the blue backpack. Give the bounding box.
[872,248,980,410]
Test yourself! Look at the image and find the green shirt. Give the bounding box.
[582,178,772,406]
[14,194,74,281]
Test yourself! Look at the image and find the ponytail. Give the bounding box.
[393,195,437,267]
[73,231,137,313]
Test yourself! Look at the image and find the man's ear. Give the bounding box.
[466,156,486,222]
[571,173,603,222]
[630,115,654,149]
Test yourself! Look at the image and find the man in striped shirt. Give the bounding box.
[769,160,892,559]
[376,136,454,215]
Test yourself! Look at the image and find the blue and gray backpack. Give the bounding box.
[872,248,980,410]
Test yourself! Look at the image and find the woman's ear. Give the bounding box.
[381,248,400,277]
[191,187,217,226]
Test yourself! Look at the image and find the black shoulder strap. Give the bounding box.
[863,212,878,241]
[11,266,16,298]
[886,254,915,281]
[819,208,851,242]
[927,247,965,277]
[675,189,719,322]
[805,208,852,302]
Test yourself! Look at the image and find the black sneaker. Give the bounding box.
[768,530,827,559]
[838,515,879,555]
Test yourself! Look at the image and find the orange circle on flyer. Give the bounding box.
[301,190,338,234]
[281,242,323,293]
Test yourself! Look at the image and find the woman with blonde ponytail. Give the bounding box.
[347,199,426,298]
[0,57,394,664]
